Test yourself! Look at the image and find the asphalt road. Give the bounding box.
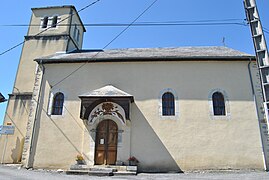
[1,164,269,180]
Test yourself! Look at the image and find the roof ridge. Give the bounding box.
[35,46,255,63]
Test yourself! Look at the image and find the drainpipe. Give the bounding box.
[248,59,255,95]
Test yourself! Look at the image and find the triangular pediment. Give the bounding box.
[79,85,133,120]
[79,85,133,99]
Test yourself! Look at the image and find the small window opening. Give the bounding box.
[51,16,58,28]
[73,24,80,43]
[73,24,77,37]
[162,92,175,116]
[76,29,80,42]
[212,92,226,116]
[42,16,48,28]
[52,92,64,115]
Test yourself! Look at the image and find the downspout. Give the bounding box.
[248,59,255,95]
[26,61,45,168]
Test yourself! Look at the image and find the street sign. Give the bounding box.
[0,125,15,135]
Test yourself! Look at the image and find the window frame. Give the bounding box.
[51,16,58,28]
[40,15,60,29]
[208,89,230,120]
[73,24,80,43]
[159,88,179,120]
[212,92,226,116]
[51,92,64,115]
[162,92,175,116]
[41,16,49,28]
[48,91,66,117]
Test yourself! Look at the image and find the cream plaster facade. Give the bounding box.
[25,60,264,171]
[0,5,267,173]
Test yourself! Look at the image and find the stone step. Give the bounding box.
[88,170,113,176]
[70,164,89,170]
[90,167,117,172]
[67,165,137,176]
[100,165,137,172]
[66,170,89,175]
[66,169,114,176]
[114,171,137,176]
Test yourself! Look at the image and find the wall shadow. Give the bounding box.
[131,103,182,173]
[29,78,90,167]
[11,137,24,163]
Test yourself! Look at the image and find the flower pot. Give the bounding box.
[129,161,137,166]
[76,160,84,165]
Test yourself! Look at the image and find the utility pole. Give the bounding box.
[244,0,269,170]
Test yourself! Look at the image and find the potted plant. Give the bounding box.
[76,154,85,165]
[128,156,139,166]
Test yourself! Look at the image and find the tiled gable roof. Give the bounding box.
[35,46,254,63]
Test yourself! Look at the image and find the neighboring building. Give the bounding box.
[0,93,6,103]
[0,5,268,172]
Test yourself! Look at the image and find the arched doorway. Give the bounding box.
[95,120,118,165]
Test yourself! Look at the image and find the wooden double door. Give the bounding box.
[95,120,118,165]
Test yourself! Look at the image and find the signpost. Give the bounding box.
[0,125,15,135]
[0,125,15,164]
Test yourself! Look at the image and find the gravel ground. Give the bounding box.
[1,164,269,180]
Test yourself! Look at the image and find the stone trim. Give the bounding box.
[208,89,231,120]
[88,102,126,125]
[47,90,67,117]
[158,88,179,120]
[25,34,70,41]
[21,64,44,168]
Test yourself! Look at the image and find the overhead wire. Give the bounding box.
[0,0,101,134]
[1,19,268,34]
[79,22,249,27]
[1,0,159,130]
[263,27,269,34]
[51,0,159,88]
[0,15,268,56]
[0,0,268,87]
[1,1,268,142]
[0,0,159,142]
[0,18,245,27]
[263,27,269,31]
[0,0,100,56]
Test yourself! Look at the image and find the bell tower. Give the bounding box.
[15,5,85,93]
[0,6,86,164]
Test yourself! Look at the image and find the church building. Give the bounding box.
[0,5,268,172]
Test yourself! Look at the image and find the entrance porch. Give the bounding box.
[78,85,134,167]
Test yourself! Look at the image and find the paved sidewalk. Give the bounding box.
[0,164,269,180]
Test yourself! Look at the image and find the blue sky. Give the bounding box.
[0,0,268,125]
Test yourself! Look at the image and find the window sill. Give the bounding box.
[210,114,231,120]
[159,115,179,120]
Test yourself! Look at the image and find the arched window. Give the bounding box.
[162,92,175,116]
[42,16,48,28]
[52,92,64,115]
[212,92,226,116]
[51,16,58,28]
